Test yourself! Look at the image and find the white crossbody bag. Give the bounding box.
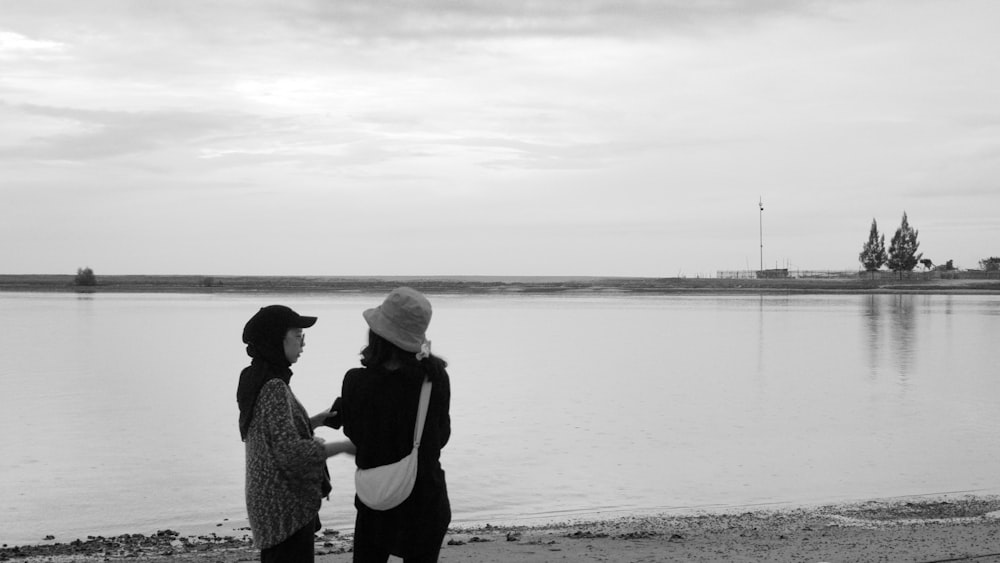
[355,378,432,511]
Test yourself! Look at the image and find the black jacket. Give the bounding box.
[335,360,451,555]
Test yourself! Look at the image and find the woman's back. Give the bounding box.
[341,360,450,475]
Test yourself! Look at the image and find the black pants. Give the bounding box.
[261,516,319,563]
[352,515,447,563]
[352,541,442,563]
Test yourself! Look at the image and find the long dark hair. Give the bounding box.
[360,330,447,380]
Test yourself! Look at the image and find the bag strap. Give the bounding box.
[412,378,432,449]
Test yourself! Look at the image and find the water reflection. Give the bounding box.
[890,295,916,386]
[756,295,765,379]
[864,295,882,380]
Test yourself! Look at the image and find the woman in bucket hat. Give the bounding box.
[237,305,355,562]
[328,287,452,562]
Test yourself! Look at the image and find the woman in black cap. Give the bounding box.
[329,287,452,563]
[237,305,354,562]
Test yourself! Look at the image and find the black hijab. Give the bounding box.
[236,305,316,440]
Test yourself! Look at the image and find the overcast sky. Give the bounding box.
[2,0,997,277]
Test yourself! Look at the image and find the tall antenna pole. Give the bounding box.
[758,197,764,275]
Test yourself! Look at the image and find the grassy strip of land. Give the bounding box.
[1,274,999,295]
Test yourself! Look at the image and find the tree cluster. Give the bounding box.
[859,212,923,274]
[74,267,97,286]
[859,215,1000,274]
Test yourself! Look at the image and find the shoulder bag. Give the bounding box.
[355,378,432,511]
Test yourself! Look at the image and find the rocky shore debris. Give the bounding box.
[446,535,492,547]
[314,528,351,555]
[829,498,1000,522]
[0,529,253,561]
[567,530,609,539]
[4,497,998,561]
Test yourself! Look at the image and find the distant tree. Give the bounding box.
[74,267,97,286]
[943,259,955,271]
[980,257,1000,272]
[858,218,887,272]
[887,212,922,274]
[919,258,934,271]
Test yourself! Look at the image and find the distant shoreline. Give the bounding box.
[2,274,999,295]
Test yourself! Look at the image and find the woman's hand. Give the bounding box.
[310,409,336,430]
[323,440,356,458]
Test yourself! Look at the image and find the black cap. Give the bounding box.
[242,305,317,344]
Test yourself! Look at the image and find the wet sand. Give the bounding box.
[5,496,1000,563]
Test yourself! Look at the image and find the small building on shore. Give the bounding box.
[756,268,789,279]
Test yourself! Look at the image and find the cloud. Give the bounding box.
[0,0,844,99]
[0,103,253,161]
[438,136,657,170]
[0,30,66,59]
[2,0,838,48]
[268,0,842,40]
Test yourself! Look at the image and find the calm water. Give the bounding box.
[1,291,998,545]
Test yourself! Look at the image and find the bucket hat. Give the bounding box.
[363,287,431,353]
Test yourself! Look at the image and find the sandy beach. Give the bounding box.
[5,496,1000,563]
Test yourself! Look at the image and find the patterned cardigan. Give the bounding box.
[244,378,326,549]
